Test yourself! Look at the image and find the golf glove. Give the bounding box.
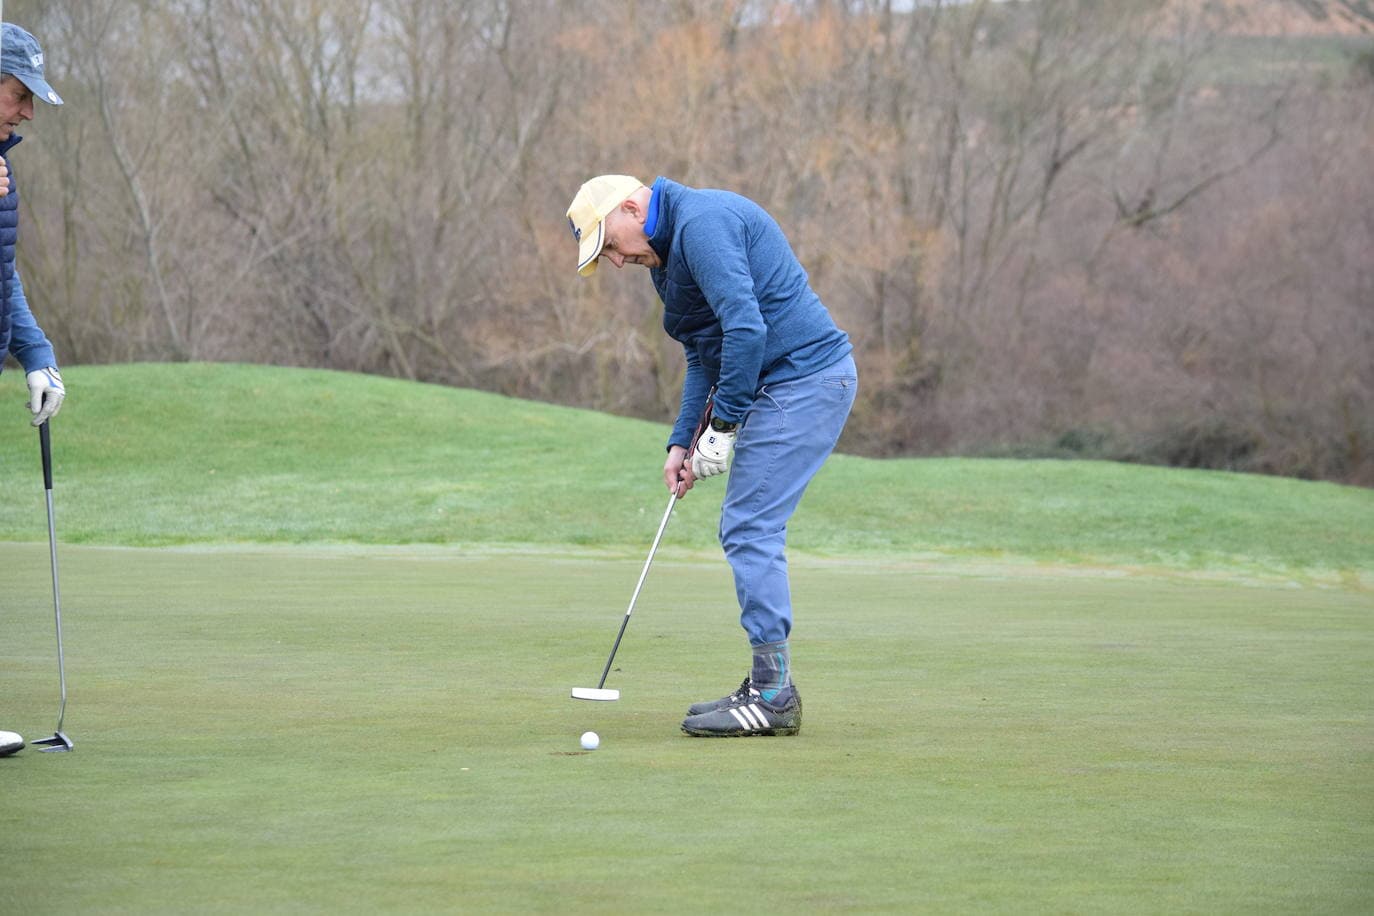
[26,367,65,426]
[690,422,737,479]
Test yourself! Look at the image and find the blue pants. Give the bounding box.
[720,354,857,645]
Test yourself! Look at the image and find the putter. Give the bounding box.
[571,485,681,702]
[30,421,72,752]
[572,391,716,702]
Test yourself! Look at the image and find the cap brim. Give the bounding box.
[576,220,603,277]
[17,76,62,106]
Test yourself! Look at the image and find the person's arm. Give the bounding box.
[678,211,766,425]
[667,347,712,452]
[8,268,65,425]
[662,348,710,496]
[8,268,57,370]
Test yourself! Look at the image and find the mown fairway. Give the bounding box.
[1,365,1371,913]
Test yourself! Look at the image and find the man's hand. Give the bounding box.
[26,367,65,426]
[664,445,695,498]
[689,422,736,479]
[0,157,9,198]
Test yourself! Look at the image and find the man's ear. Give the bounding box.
[621,195,647,224]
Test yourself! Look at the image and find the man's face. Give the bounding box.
[598,200,661,271]
[0,77,35,141]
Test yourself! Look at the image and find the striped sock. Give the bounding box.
[751,640,791,703]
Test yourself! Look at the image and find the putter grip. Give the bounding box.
[39,420,53,490]
[684,390,715,460]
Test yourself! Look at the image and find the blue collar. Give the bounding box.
[644,176,666,237]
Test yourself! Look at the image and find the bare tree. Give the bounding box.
[9,0,1370,481]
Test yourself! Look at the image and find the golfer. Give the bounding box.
[0,22,67,759]
[567,175,857,737]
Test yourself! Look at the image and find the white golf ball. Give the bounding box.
[580,731,600,751]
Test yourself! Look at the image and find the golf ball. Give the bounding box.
[580,731,600,750]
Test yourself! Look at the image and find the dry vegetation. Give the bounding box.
[8,0,1373,483]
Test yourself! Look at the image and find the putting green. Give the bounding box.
[4,543,1370,912]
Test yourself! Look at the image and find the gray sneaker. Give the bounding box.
[686,678,753,716]
[681,685,802,737]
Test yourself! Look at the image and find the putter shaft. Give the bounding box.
[44,486,67,732]
[34,421,72,752]
[595,485,680,689]
[580,393,712,698]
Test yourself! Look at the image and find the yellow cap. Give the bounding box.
[566,175,645,276]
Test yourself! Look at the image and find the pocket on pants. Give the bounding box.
[821,374,856,390]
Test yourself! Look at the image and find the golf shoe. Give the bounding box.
[681,685,802,737]
[686,677,754,716]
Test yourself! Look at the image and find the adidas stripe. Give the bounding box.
[727,703,769,731]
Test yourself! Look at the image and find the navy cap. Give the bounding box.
[1,23,62,106]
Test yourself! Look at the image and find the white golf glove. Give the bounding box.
[26,366,66,426]
[690,419,737,479]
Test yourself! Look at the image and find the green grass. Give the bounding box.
[1,363,1371,913]
[3,545,1370,913]
[0,363,1369,582]
[1199,33,1374,86]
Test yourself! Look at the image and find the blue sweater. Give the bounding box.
[646,178,851,449]
[0,133,57,373]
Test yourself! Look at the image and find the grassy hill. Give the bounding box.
[0,362,1370,583]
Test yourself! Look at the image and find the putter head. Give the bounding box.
[31,731,73,753]
[571,687,620,702]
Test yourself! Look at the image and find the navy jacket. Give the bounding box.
[646,178,851,449]
[0,133,57,373]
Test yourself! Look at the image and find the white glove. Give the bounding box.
[26,366,66,426]
[690,420,737,479]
